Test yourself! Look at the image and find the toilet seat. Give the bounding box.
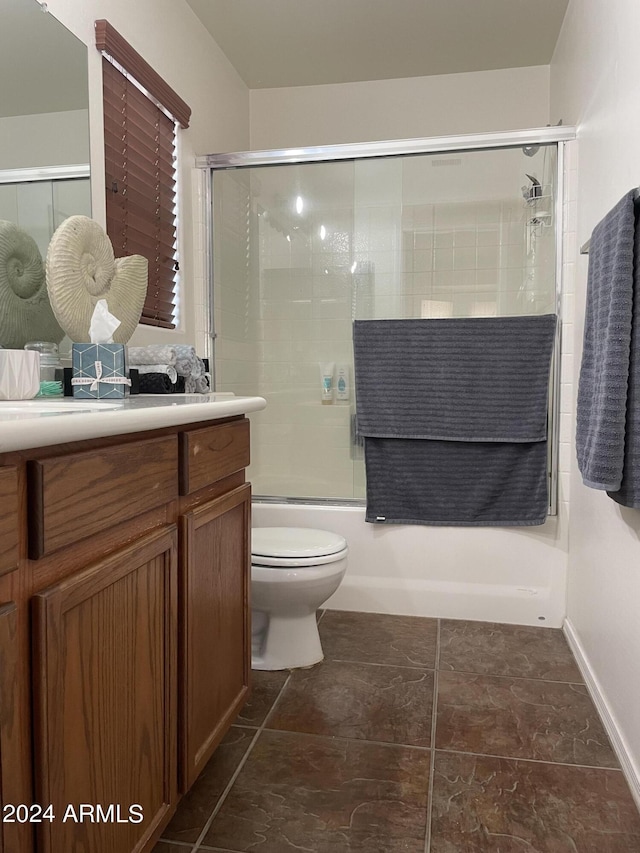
[252,546,349,568]
[251,527,347,568]
[252,527,346,559]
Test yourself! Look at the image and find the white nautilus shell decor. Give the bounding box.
[0,220,64,348]
[46,215,148,344]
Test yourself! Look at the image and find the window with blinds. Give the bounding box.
[95,20,191,329]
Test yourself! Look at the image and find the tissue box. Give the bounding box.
[72,344,131,399]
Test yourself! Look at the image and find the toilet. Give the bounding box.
[251,527,348,671]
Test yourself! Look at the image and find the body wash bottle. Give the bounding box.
[335,364,350,402]
[320,362,335,403]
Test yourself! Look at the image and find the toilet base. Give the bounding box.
[251,611,323,671]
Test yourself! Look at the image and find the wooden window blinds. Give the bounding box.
[95,20,191,328]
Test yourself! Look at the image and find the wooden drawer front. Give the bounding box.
[179,419,250,495]
[28,435,178,559]
[0,468,18,576]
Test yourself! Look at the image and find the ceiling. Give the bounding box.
[186,0,569,89]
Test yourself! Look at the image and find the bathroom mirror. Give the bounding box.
[0,0,90,347]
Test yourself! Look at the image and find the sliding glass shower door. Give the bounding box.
[211,143,558,502]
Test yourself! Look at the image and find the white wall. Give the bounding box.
[44,0,250,350]
[551,0,640,796]
[250,65,550,149]
[0,110,89,169]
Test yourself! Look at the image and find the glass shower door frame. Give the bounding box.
[200,125,575,516]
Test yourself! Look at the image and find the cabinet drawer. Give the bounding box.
[28,435,178,559]
[0,467,18,576]
[179,419,250,496]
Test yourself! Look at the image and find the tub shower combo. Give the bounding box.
[199,126,575,658]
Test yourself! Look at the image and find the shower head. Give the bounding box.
[522,145,540,157]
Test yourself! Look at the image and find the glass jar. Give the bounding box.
[24,341,62,383]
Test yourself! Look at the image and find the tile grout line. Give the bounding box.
[261,668,298,730]
[260,725,433,752]
[435,667,586,686]
[192,672,293,851]
[235,724,623,776]
[433,746,623,773]
[424,619,441,853]
[322,656,585,687]
[327,656,439,673]
[181,672,293,853]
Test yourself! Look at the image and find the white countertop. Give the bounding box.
[0,393,267,453]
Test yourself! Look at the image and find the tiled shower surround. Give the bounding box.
[153,610,640,852]
[213,147,558,500]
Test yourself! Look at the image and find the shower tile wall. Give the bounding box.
[401,200,554,321]
[212,149,558,501]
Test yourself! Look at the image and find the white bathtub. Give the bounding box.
[252,501,568,627]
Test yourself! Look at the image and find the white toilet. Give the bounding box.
[251,527,348,671]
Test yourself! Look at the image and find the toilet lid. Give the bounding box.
[251,527,347,559]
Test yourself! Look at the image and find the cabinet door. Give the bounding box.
[180,484,251,791]
[0,603,19,853]
[32,527,178,853]
[0,468,18,575]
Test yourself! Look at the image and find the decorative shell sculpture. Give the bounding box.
[0,220,64,348]
[46,215,148,343]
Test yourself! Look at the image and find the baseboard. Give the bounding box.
[563,618,640,810]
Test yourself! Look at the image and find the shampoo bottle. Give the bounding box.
[320,362,335,403]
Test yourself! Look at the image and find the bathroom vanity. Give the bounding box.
[0,394,265,853]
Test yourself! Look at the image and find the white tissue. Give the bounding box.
[89,299,121,344]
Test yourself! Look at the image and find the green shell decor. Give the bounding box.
[0,220,64,348]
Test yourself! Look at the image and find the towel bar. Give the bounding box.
[580,188,640,254]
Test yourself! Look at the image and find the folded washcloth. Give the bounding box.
[128,345,177,367]
[195,374,210,393]
[185,356,209,393]
[135,364,178,383]
[173,344,197,378]
[138,373,176,394]
[128,344,208,392]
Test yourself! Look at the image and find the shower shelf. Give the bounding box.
[527,212,553,227]
[522,183,553,207]
[524,186,553,232]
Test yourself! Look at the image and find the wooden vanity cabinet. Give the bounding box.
[0,415,252,853]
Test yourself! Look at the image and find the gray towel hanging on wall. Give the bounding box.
[576,189,640,507]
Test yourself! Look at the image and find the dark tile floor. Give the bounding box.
[154,611,640,852]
